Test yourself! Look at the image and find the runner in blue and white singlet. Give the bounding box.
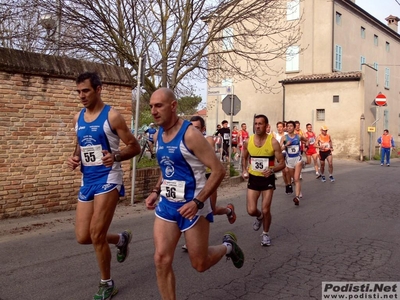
[155,120,213,231]
[284,133,302,169]
[76,104,123,187]
[145,88,244,299]
[68,72,141,298]
[283,121,308,206]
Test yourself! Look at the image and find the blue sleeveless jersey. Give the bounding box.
[156,120,207,203]
[285,134,302,158]
[75,105,123,185]
[146,127,157,142]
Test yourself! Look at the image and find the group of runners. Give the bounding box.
[68,75,246,300]
[271,120,335,205]
[213,121,250,162]
[67,72,338,300]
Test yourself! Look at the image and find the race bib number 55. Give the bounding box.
[81,145,103,166]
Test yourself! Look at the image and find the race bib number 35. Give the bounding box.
[161,180,186,202]
[81,145,103,166]
[250,157,269,171]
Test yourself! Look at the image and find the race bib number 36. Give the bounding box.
[250,157,269,171]
[161,180,186,202]
[81,145,103,166]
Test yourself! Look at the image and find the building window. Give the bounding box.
[333,95,339,103]
[286,45,300,72]
[361,27,365,39]
[373,62,379,85]
[317,109,325,121]
[374,34,378,46]
[384,109,389,130]
[287,0,300,21]
[222,27,234,51]
[336,12,342,25]
[360,56,366,70]
[384,68,390,89]
[398,115,400,136]
[386,42,390,52]
[335,45,342,71]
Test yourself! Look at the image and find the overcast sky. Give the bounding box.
[195,0,400,107]
[356,0,400,23]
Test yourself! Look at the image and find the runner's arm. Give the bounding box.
[67,112,81,170]
[145,174,163,210]
[241,139,249,174]
[185,126,225,203]
[272,138,285,173]
[108,108,141,161]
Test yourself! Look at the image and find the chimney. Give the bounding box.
[385,15,400,33]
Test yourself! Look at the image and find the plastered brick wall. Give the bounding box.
[0,48,136,219]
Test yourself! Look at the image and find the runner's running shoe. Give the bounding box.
[321,175,326,182]
[116,230,132,263]
[226,203,236,224]
[287,185,293,194]
[253,216,263,231]
[93,280,118,300]
[329,175,335,182]
[222,232,244,268]
[293,196,300,206]
[261,233,271,247]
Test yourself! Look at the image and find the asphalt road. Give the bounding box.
[1,159,399,300]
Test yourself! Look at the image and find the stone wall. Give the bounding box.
[0,47,134,219]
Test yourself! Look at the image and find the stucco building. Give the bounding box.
[206,0,399,159]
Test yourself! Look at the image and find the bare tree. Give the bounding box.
[0,0,61,53]
[2,0,302,95]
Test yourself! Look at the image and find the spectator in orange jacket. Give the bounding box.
[377,129,395,166]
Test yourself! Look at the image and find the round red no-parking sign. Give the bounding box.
[375,93,387,106]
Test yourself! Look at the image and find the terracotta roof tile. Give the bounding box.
[194,108,207,116]
[280,71,362,84]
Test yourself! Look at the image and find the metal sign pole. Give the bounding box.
[229,86,234,163]
[131,56,144,205]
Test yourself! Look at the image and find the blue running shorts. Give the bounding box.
[78,184,124,202]
[155,198,213,232]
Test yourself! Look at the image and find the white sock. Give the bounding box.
[116,233,125,247]
[101,279,112,285]
[223,242,232,254]
[262,231,269,236]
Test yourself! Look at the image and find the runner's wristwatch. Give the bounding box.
[192,198,204,209]
[114,153,122,162]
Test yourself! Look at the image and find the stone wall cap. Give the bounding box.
[0,47,134,87]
